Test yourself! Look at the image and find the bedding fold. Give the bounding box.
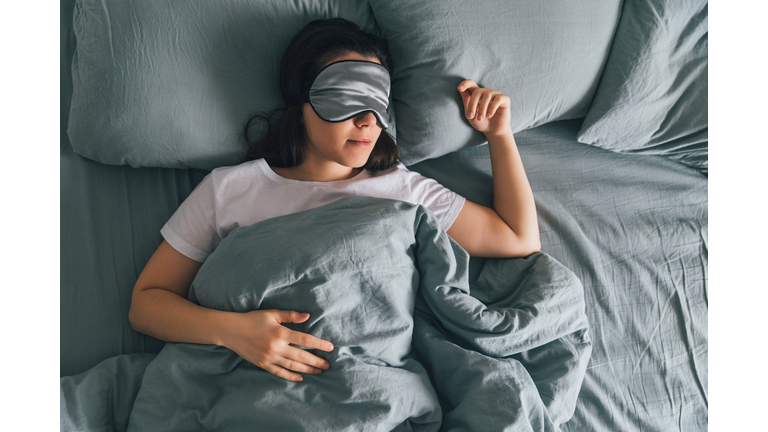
[60,353,157,432]
[103,196,591,431]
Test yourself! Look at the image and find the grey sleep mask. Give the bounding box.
[289,60,391,130]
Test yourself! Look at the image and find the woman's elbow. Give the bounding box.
[528,236,542,255]
[128,287,147,332]
[128,301,141,331]
[506,234,540,258]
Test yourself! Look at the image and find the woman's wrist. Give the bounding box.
[209,309,240,348]
[485,129,515,145]
[485,130,516,147]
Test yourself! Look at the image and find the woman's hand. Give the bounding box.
[221,309,334,382]
[130,241,334,383]
[457,79,513,139]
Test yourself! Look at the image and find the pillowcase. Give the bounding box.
[68,0,381,170]
[368,0,623,165]
[576,0,708,173]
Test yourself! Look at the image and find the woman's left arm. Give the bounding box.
[446,79,541,258]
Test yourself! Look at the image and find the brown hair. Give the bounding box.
[243,18,400,172]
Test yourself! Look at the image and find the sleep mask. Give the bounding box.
[288,60,391,130]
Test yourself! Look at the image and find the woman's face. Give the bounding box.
[301,52,384,170]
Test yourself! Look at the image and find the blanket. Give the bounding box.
[116,197,590,431]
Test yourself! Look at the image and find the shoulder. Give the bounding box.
[210,158,264,180]
[369,163,421,181]
[365,163,458,197]
[183,159,267,208]
[206,159,266,189]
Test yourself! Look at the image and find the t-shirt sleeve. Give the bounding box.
[402,167,466,231]
[160,173,221,262]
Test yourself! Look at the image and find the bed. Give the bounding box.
[60,0,708,430]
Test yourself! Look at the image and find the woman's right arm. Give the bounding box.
[129,240,334,381]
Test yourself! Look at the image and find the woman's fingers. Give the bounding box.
[468,88,486,119]
[269,309,334,351]
[254,341,330,382]
[271,309,311,324]
[457,80,511,128]
[265,352,326,382]
[486,93,508,118]
[286,326,334,352]
[458,79,478,117]
[468,89,500,120]
[272,310,334,379]
[227,310,336,382]
[263,363,304,382]
[478,91,500,120]
[284,345,330,371]
[264,343,330,382]
[276,355,324,375]
[457,79,478,93]
[461,84,498,121]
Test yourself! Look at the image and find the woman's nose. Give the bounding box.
[354,112,380,128]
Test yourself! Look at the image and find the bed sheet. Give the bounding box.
[61,119,707,431]
[60,1,208,372]
[61,0,707,429]
[411,122,708,431]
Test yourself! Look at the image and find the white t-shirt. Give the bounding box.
[161,159,466,262]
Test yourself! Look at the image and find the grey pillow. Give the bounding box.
[577,0,708,173]
[368,0,622,165]
[68,0,381,170]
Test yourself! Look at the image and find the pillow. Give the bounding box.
[576,0,708,173]
[68,0,382,170]
[368,0,623,165]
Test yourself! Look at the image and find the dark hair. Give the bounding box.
[243,18,400,172]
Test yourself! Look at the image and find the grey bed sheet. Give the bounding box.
[61,119,707,431]
[60,1,707,430]
[411,127,708,431]
[60,0,203,376]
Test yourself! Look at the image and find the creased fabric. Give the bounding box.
[122,197,590,431]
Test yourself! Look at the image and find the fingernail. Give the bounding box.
[295,376,303,381]
[314,369,323,374]
[467,112,474,119]
[326,344,334,351]
[300,313,309,318]
[477,114,483,121]
[323,362,330,369]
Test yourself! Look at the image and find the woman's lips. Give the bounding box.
[347,139,372,146]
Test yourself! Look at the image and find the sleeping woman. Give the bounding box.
[128,17,540,383]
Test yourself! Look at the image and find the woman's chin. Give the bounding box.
[342,149,375,168]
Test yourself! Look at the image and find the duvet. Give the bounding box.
[123,197,591,431]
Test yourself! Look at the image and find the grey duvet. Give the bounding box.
[66,197,591,431]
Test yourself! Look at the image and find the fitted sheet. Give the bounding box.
[411,124,708,431]
[60,0,707,429]
[61,119,707,432]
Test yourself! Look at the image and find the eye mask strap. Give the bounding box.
[289,93,310,106]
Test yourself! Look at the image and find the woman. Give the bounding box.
[129,17,539,383]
